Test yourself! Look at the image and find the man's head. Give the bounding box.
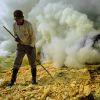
[13,10,24,25]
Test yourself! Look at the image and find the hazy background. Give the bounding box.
[1,0,100,67]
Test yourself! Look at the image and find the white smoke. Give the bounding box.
[29,0,99,67]
[1,0,100,67]
[43,37,66,67]
[0,40,16,56]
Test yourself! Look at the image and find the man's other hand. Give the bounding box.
[15,37,20,42]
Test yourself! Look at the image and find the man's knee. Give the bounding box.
[12,64,20,70]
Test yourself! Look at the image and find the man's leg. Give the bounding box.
[7,50,25,87]
[27,46,37,84]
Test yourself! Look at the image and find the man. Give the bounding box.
[7,10,37,87]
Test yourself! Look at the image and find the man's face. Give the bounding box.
[15,18,24,25]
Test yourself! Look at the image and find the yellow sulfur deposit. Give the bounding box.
[0,61,100,100]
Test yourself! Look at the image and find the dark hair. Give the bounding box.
[14,10,24,19]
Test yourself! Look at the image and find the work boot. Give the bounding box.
[31,68,37,84]
[7,68,19,87]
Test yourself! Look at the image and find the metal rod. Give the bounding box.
[36,60,53,79]
[3,26,16,39]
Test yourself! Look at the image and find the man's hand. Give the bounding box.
[15,37,20,43]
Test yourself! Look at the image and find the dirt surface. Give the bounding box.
[0,61,100,100]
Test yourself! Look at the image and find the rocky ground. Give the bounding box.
[0,61,100,100]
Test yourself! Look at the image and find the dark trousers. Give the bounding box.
[8,44,37,85]
[13,44,36,70]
